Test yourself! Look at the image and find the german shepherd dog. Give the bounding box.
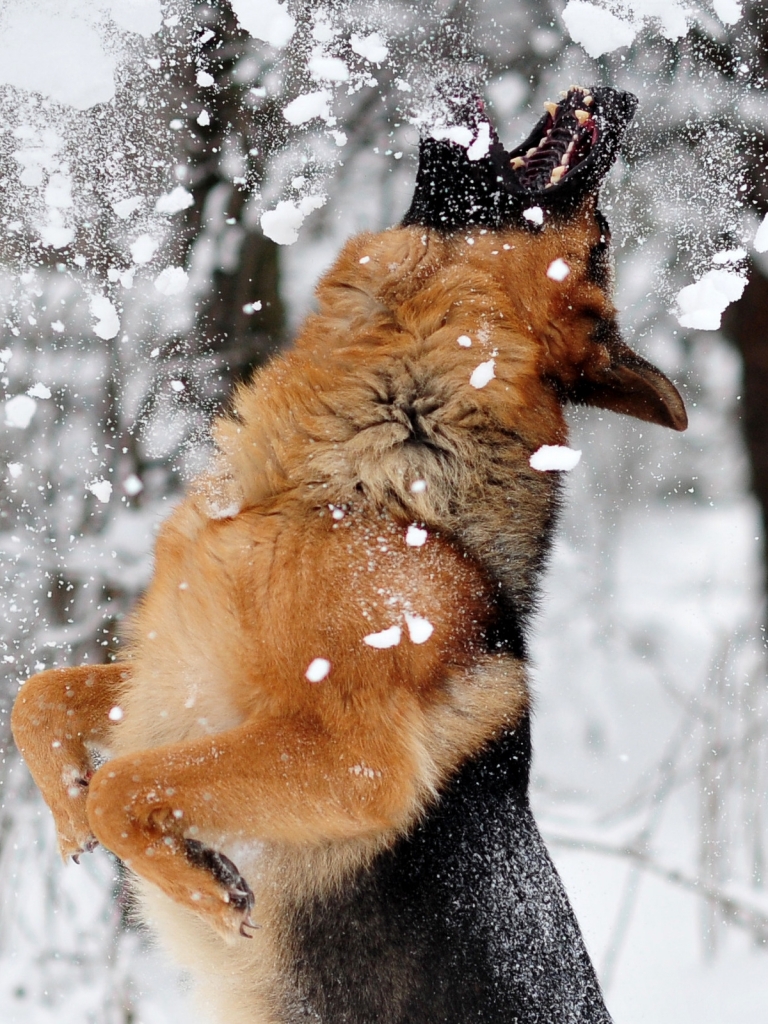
[12,86,686,1023]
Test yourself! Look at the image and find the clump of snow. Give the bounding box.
[410,479,427,494]
[713,0,743,25]
[561,2,637,57]
[523,206,544,226]
[404,612,434,645]
[431,124,474,148]
[197,109,210,126]
[108,705,123,721]
[457,335,472,347]
[130,234,158,264]
[87,478,112,503]
[530,445,582,472]
[405,524,428,547]
[112,195,143,219]
[230,0,296,48]
[4,394,37,429]
[467,122,492,162]
[155,186,194,215]
[309,53,350,82]
[154,266,188,296]
[676,269,747,331]
[363,625,402,649]
[283,90,332,126]
[712,247,747,264]
[470,359,496,389]
[196,70,214,88]
[350,32,388,63]
[305,657,331,682]
[753,213,768,253]
[260,195,327,245]
[90,296,120,340]
[123,474,143,496]
[27,382,51,399]
[547,258,571,281]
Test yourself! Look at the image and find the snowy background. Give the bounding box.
[1,1,768,1021]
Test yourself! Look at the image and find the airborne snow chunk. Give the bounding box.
[467,122,492,162]
[155,186,194,214]
[196,70,215,88]
[754,213,768,253]
[130,234,158,264]
[283,90,332,126]
[470,359,495,389]
[523,206,544,226]
[404,612,434,645]
[363,626,402,649]
[27,382,51,399]
[308,54,349,82]
[260,195,326,245]
[4,394,37,429]
[676,269,747,330]
[230,0,296,48]
[547,258,571,281]
[154,267,189,296]
[405,525,427,547]
[87,478,112,503]
[561,2,637,58]
[457,335,472,347]
[350,32,388,63]
[305,658,331,682]
[530,445,582,471]
[430,125,473,148]
[713,0,743,25]
[123,474,143,496]
[90,296,120,340]
[112,196,144,219]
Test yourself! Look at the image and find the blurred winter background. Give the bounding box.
[0,0,767,1020]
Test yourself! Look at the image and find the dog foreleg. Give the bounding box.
[11,663,130,860]
[85,706,427,940]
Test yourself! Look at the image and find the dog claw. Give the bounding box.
[239,915,260,938]
[72,853,80,865]
[184,838,256,919]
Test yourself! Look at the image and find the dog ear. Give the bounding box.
[570,339,688,431]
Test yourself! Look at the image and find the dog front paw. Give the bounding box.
[184,839,259,938]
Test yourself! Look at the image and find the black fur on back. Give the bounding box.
[283,716,611,1024]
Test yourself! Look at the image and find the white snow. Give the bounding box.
[530,444,582,472]
[230,0,296,48]
[467,122,492,162]
[712,0,743,25]
[87,478,112,503]
[410,479,427,494]
[359,256,370,264]
[305,657,331,682]
[27,382,51,399]
[4,394,37,429]
[197,109,210,126]
[208,500,241,520]
[350,32,388,63]
[712,247,747,264]
[405,524,428,547]
[108,705,123,721]
[170,380,185,392]
[260,195,327,245]
[129,234,158,264]
[470,359,496,389]
[89,296,120,340]
[754,213,768,253]
[155,186,194,214]
[154,266,189,296]
[457,335,472,347]
[562,2,636,58]
[363,625,402,649]
[547,258,571,282]
[308,53,349,82]
[404,612,434,645]
[122,474,143,496]
[523,206,544,226]
[431,125,474,148]
[196,70,214,88]
[51,319,64,332]
[676,269,747,330]
[112,195,143,219]
[282,90,332,126]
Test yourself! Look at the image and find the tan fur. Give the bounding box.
[11,203,684,1023]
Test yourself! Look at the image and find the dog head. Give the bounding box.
[399,86,687,432]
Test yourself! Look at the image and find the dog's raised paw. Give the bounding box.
[183,838,256,922]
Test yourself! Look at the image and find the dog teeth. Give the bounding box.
[583,94,594,106]
[575,109,591,125]
[544,101,558,117]
[550,165,566,184]
[526,147,538,157]
[510,156,526,169]
[560,153,570,167]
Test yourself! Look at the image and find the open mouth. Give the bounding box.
[402,84,637,230]
[508,87,598,192]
